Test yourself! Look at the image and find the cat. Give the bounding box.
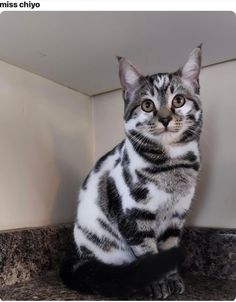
[60,46,202,299]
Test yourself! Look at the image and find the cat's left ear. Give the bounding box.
[180,45,202,92]
[117,57,142,97]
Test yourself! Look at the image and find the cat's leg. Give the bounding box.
[132,232,184,299]
[118,210,159,257]
[130,237,159,299]
[151,193,194,299]
[151,224,185,299]
[118,216,159,298]
[118,211,184,298]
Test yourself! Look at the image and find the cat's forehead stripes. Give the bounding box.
[141,73,177,105]
[152,74,171,91]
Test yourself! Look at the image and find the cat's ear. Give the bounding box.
[180,45,202,91]
[117,57,142,94]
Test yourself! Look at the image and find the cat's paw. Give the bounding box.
[150,274,185,299]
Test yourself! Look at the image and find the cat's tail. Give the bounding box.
[60,247,183,297]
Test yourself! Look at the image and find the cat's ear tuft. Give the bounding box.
[181,46,202,90]
[118,57,141,92]
[197,43,203,50]
[116,56,123,62]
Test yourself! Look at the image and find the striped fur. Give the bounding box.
[61,46,202,298]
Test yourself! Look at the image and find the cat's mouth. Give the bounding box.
[150,127,178,135]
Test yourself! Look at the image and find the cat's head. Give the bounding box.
[118,46,202,145]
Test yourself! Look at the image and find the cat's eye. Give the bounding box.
[141,100,155,112]
[172,95,186,108]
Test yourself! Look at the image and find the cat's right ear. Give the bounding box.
[117,57,141,96]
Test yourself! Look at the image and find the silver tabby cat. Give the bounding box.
[61,46,202,299]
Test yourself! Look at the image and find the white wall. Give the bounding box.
[0,61,93,231]
[92,61,236,229]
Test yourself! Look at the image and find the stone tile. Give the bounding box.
[0,224,75,286]
[0,273,235,300]
[0,224,235,288]
[182,228,236,280]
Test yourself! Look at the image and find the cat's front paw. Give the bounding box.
[151,273,185,299]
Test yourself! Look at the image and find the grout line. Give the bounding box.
[0,57,90,96]
[92,87,122,97]
[201,57,236,69]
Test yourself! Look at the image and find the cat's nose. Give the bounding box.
[159,116,172,128]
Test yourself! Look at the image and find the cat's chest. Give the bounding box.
[121,142,200,213]
[122,169,195,214]
[140,165,197,196]
[127,140,200,199]
[130,166,198,214]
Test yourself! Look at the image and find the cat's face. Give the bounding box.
[118,47,202,145]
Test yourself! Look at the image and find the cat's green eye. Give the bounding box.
[141,100,155,112]
[172,95,186,108]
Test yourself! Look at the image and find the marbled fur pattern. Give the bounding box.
[72,46,203,298]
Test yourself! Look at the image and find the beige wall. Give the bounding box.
[0,61,93,231]
[92,61,236,228]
